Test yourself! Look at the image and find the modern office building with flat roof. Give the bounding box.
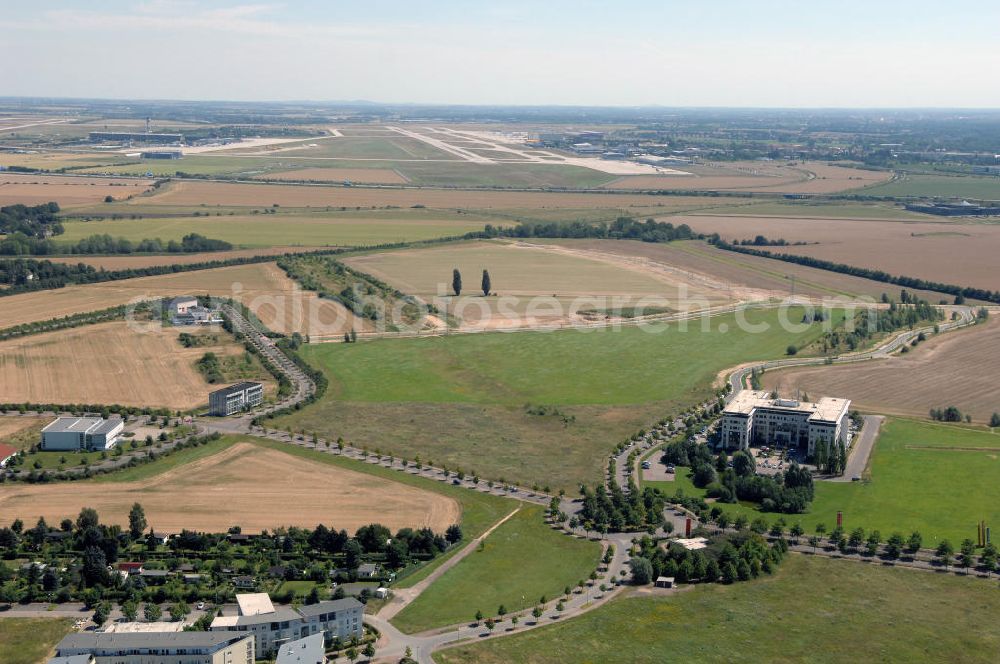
[720,390,851,455]
[209,382,264,416]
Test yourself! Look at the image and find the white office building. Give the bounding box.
[209,382,264,416]
[211,594,362,658]
[41,417,124,451]
[720,390,851,455]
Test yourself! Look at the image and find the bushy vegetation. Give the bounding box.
[576,482,666,533]
[1,231,232,256]
[630,531,787,586]
[665,441,815,513]
[0,202,61,237]
[0,504,461,608]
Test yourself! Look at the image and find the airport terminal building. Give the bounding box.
[720,390,851,454]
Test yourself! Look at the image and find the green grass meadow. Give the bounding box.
[0,618,75,664]
[435,554,1000,664]
[57,213,488,248]
[650,418,1000,546]
[864,173,1000,200]
[391,505,601,634]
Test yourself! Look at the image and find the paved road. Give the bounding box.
[830,415,883,482]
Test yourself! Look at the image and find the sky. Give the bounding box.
[3,0,1000,107]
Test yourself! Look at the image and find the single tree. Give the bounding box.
[128,503,147,540]
[121,600,139,622]
[936,539,954,569]
[481,269,491,296]
[991,412,1000,428]
[92,602,110,627]
[532,606,543,622]
[452,268,462,296]
[362,642,375,662]
[346,647,358,663]
[484,618,496,633]
[474,609,483,625]
[907,531,923,554]
[960,538,976,572]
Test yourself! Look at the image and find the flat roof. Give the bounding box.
[212,381,264,397]
[236,592,274,616]
[58,631,244,651]
[42,417,122,435]
[296,598,363,618]
[277,632,326,664]
[724,390,850,423]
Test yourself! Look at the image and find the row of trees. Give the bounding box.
[0,231,232,256]
[475,216,700,244]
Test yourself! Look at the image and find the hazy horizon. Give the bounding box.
[4,0,1000,108]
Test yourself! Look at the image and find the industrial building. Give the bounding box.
[88,131,183,145]
[140,150,182,159]
[41,417,123,451]
[211,593,362,657]
[52,631,254,664]
[904,200,1000,216]
[720,390,850,454]
[209,382,264,416]
[169,296,220,325]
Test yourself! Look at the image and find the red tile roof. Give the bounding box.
[0,444,19,462]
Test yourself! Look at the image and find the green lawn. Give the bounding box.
[435,554,1000,664]
[279,307,846,490]
[0,618,75,664]
[649,418,1000,546]
[864,173,1000,200]
[57,214,487,248]
[392,505,601,634]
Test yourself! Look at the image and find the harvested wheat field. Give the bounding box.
[344,239,728,328]
[677,214,1000,292]
[0,441,460,533]
[46,247,326,271]
[0,322,272,409]
[762,319,1000,422]
[131,179,682,210]
[605,162,888,193]
[537,239,959,304]
[255,167,409,183]
[0,173,155,206]
[0,262,364,337]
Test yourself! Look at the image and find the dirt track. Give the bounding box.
[0,442,461,533]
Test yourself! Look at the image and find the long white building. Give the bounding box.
[52,631,254,664]
[41,417,123,452]
[720,390,850,455]
[211,593,363,658]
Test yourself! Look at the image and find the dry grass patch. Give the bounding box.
[0,262,363,337]
[604,162,889,193]
[0,441,460,533]
[0,322,274,410]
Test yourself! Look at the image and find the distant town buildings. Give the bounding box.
[209,382,264,416]
[41,417,123,452]
[720,390,851,454]
[88,131,183,145]
[139,150,182,159]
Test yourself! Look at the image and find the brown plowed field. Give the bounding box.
[129,179,688,210]
[762,319,1000,422]
[676,214,1000,292]
[0,262,364,338]
[254,168,409,184]
[47,246,327,271]
[0,441,460,533]
[0,173,155,205]
[0,322,272,409]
